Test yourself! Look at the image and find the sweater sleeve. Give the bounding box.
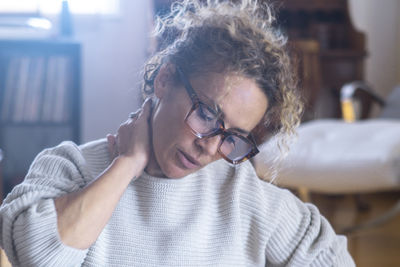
[0,141,93,266]
[264,187,355,266]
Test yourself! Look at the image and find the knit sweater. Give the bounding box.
[0,139,354,266]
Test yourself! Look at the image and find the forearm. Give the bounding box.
[54,156,144,250]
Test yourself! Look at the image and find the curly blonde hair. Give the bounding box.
[143,0,303,163]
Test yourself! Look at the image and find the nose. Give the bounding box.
[195,135,222,156]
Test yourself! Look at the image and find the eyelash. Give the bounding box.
[225,135,236,144]
[198,105,216,121]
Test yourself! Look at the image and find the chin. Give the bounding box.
[162,164,195,179]
[154,147,210,178]
[160,156,202,179]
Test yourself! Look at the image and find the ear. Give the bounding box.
[154,63,176,99]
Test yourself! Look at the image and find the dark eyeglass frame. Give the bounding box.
[176,66,259,164]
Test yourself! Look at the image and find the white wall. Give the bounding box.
[349,0,400,97]
[73,0,151,142]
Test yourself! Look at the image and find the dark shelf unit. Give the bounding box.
[277,0,367,119]
[0,39,81,197]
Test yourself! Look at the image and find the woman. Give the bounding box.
[0,0,354,266]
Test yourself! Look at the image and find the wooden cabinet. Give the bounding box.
[278,0,367,119]
[0,39,81,196]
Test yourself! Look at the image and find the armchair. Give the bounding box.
[253,82,400,233]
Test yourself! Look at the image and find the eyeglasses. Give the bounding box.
[176,66,259,164]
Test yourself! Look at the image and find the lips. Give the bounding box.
[177,149,201,170]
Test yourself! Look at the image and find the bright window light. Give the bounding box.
[0,0,120,15]
[0,1,39,13]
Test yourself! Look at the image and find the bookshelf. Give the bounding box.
[277,0,367,119]
[0,39,81,197]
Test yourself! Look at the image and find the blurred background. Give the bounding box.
[0,0,399,266]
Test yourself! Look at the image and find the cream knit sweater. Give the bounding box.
[0,139,354,266]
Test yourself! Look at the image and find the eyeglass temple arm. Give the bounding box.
[176,66,199,102]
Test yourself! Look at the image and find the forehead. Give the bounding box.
[187,71,268,132]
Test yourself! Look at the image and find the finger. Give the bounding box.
[106,134,116,157]
[141,98,153,118]
[129,110,140,119]
[107,134,115,146]
[131,98,152,122]
[114,134,120,156]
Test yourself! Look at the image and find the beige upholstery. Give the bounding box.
[254,119,400,194]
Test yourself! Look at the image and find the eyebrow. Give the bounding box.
[196,91,221,113]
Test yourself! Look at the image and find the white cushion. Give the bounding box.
[380,86,400,119]
[253,119,400,193]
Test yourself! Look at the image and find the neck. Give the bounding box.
[145,150,165,177]
[146,100,165,178]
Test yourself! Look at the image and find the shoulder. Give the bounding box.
[230,160,294,201]
[205,158,291,195]
[232,161,311,230]
[34,138,109,169]
[79,138,112,178]
[30,140,86,178]
[27,138,111,186]
[207,159,297,214]
[79,138,111,166]
[207,160,307,240]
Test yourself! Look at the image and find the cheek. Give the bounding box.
[151,99,193,156]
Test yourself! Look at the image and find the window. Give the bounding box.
[0,0,120,15]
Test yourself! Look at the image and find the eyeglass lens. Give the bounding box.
[186,103,254,161]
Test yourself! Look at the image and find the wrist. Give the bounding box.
[113,154,147,179]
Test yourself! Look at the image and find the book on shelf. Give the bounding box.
[53,56,69,122]
[13,56,30,122]
[41,56,57,122]
[21,57,36,122]
[27,57,45,122]
[1,54,72,123]
[1,57,19,121]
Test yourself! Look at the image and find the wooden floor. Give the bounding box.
[310,192,400,267]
